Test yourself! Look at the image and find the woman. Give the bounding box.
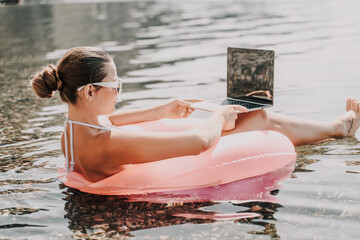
[31,47,360,182]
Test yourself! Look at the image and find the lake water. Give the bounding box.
[0,0,360,239]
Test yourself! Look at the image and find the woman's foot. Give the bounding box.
[338,98,360,137]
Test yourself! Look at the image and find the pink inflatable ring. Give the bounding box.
[59,118,296,195]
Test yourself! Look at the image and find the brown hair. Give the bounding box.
[31,47,111,104]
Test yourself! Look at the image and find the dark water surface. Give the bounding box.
[1,0,360,239]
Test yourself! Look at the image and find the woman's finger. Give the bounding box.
[180,107,187,117]
[176,99,191,107]
[186,108,192,117]
[232,105,249,113]
[180,107,193,118]
[346,98,351,111]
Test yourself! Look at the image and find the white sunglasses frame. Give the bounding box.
[77,78,122,94]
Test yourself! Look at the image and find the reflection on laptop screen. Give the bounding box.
[227,48,274,104]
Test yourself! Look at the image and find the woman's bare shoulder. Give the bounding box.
[74,128,123,180]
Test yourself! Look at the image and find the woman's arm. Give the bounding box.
[106,104,167,126]
[106,99,202,126]
[100,106,247,169]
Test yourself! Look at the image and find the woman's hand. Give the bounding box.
[162,99,203,119]
[213,105,248,131]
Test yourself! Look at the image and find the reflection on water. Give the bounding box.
[64,188,282,239]
[1,0,360,239]
[63,163,292,239]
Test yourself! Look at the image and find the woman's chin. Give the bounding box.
[100,107,116,116]
[109,107,116,115]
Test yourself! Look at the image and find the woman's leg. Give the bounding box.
[222,98,360,146]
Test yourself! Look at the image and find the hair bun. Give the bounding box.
[31,64,62,98]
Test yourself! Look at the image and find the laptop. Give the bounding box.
[191,47,275,113]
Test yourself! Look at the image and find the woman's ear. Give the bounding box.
[83,84,95,102]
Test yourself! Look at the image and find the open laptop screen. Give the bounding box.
[227,48,274,104]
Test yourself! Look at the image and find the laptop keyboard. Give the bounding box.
[225,99,263,109]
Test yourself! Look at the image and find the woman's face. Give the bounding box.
[94,60,120,115]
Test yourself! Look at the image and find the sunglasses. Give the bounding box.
[77,78,122,94]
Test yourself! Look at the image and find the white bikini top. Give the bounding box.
[63,119,110,174]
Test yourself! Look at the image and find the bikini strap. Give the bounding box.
[64,119,70,174]
[64,119,109,174]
